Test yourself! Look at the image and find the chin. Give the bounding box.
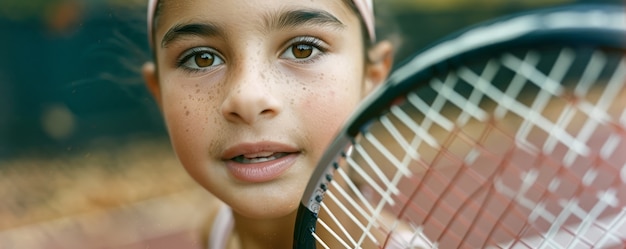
[233,196,300,220]
[227,182,304,219]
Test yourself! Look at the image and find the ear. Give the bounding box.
[142,62,162,109]
[363,40,394,96]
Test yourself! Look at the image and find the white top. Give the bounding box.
[208,205,234,249]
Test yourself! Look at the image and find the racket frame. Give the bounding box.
[294,4,626,249]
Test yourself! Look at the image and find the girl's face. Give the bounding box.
[144,0,389,219]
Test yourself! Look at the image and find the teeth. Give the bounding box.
[245,151,274,158]
[232,153,288,164]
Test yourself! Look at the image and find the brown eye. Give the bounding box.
[279,36,325,62]
[179,47,224,70]
[292,43,313,59]
[195,52,216,67]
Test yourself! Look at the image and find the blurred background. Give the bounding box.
[0,0,622,248]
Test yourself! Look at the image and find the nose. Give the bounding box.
[220,68,283,125]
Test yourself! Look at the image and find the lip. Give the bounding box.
[222,142,300,183]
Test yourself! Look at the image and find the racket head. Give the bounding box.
[294,4,626,249]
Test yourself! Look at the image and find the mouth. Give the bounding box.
[222,142,301,183]
[231,152,293,164]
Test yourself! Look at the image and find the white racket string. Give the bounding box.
[357,129,427,246]
[345,148,394,204]
[390,99,441,149]
[380,113,422,162]
[320,189,377,246]
[322,131,422,246]
[317,200,359,248]
[500,51,592,162]
[494,51,542,119]
[334,165,378,216]
[365,130,415,184]
[596,209,626,247]
[550,51,608,167]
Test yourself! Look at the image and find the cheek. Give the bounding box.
[159,79,220,167]
[302,86,360,125]
[298,69,364,152]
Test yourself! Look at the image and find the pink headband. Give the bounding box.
[147,0,375,48]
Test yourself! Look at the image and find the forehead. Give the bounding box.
[157,0,352,17]
[153,0,357,41]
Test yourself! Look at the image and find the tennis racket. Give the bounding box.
[294,4,626,249]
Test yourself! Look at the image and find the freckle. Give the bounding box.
[185,110,190,116]
[196,89,200,94]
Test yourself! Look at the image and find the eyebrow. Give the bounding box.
[161,22,224,48]
[160,9,345,48]
[267,9,345,31]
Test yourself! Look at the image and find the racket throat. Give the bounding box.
[293,204,318,249]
